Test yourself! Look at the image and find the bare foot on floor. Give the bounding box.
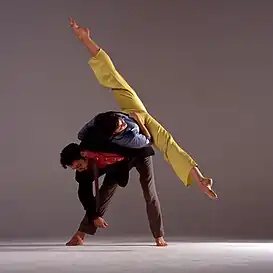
[155,237,168,247]
[66,232,85,246]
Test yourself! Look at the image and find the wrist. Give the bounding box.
[93,216,101,221]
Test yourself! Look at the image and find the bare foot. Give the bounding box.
[66,231,85,246]
[155,237,168,247]
[189,168,218,200]
[200,178,218,200]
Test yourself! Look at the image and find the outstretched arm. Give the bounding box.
[77,178,99,222]
[77,182,108,228]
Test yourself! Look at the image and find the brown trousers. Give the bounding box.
[78,156,164,238]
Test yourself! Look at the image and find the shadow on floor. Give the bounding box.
[0,247,134,253]
[0,243,154,247]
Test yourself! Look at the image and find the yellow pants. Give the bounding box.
[88,49,197,186]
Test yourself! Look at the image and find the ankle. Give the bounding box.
[155,236,168,246]
[76,231,86,240]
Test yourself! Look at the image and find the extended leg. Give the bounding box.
[143,113,196,185]
[144,112,217,198]
[89,49,147,114]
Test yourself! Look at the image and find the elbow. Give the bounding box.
[137,137,153,148]
[133,142,151,149]
[146,136,152,146]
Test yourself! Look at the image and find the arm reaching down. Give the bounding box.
[76,172,100,222]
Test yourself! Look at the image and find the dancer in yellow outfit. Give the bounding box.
[69,17,218,199]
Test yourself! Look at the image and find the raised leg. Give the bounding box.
[89,49,147,114]
[143,112,217,198]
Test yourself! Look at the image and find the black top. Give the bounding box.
[76,126,155,222]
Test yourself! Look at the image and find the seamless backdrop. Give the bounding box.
[0,0,272,239]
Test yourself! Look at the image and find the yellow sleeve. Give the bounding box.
[88,49,133,91]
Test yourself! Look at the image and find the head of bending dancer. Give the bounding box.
[60,143,89,172]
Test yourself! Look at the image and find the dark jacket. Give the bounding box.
[76,126,155,222]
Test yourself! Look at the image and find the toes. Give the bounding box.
[207,189,218,199]
[156,239,168,247]
[156,243,168,247]
[66,237,83,246]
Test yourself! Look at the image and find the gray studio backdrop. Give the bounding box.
[0,0,272,240]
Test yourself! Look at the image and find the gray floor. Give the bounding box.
[0,238,272,273]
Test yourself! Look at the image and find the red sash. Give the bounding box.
[86,151,124,168]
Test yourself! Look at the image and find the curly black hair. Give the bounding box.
[60,143,83,169]
[93,111,120,139]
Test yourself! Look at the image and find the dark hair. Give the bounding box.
[60,143,83,169]
[94,112,120,139]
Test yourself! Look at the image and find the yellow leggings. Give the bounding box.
[88,49,197,186]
